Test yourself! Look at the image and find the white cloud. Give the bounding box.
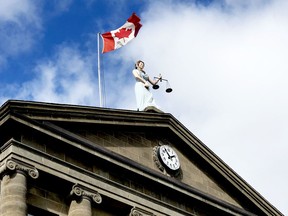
[114,0,288,214]
[5,45,98,106]
[0,0,39,24]
[0,0,41,67]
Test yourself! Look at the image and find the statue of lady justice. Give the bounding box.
[132,60,162,112]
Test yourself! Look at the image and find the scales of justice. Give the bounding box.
[152,76,173,93]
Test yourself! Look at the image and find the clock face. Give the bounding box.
[158,145,180,171]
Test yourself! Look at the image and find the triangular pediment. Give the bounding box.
[0,100,282,216]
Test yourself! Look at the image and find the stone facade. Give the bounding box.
[0,100,284,216]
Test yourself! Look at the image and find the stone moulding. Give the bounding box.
[0,158,39,179]
[70,183,102,204]
[129,206,156,216]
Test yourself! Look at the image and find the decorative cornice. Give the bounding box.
[70,184,102,204]
[0,158,39,179]
[129,207,156,216]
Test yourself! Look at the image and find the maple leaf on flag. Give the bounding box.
[115,28,132,39]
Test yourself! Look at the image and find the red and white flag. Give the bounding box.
[101,13,142,53]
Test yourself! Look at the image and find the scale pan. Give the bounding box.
[153,85,159,89]
[166,88,172,93]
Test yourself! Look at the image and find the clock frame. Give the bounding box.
[153,144,181,177]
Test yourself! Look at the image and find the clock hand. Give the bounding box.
[164,148,172,159]
[164,148,176,160]
[170,155,176,159]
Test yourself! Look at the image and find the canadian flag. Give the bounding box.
[101,13,142,53]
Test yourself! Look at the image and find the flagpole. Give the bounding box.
[97,32,103,107]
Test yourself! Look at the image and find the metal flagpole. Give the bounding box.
[97,33,103,107]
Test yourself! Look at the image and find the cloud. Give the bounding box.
[114,0,288,214]
[0,0,39,23]
[1,45,98,106]
[0,0,42,67]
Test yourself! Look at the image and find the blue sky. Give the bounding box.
[1,0,288,214]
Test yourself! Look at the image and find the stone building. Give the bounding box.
[0,100,283,216]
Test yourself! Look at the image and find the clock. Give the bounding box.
[157,145,180,172]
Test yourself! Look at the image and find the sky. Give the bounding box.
[0,0,287,214]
